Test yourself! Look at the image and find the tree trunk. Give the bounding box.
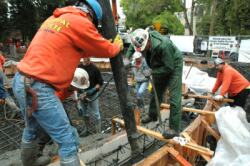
[99,0,140,155]
[190,0,196,35]
[182,0,193,35]
[209,0,217,35]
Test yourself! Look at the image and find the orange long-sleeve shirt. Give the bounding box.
[17,6,120,91]
[212,64,250,96]
[0,54,5,71]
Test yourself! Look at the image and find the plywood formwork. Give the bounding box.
[112,99,224,166]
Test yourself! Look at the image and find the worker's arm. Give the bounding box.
[220,71,233,96]
[72,17,120,58]
[212,73,222,94]
[125,45,135,60]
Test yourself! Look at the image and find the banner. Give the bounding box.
[208,36,237,51]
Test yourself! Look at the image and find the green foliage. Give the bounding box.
[9,0,37,41]
[121,0,183,31]
[197,0,250,35]
[152,11,184,35]
[34,0,65,23]
[0,0,9,41]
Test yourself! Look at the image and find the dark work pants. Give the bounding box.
[149,71,182,132]
[229,88,250,122]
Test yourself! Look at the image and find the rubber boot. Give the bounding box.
[94,119,101,133]
[129,132,141,157]
[162,129,179,139]
[21,141,51,166]
[79,116,89,137]
[61,155,81,166]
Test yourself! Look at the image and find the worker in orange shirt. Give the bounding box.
[212,58,250,122]
[11,0,123,165]
[0,51,6,100]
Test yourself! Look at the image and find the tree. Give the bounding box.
[0,0,9,41]
[9,0,37,41]
[196,0,250,35]
[152,11,184,35]
[33,0,65,24]
[121,0,182,32]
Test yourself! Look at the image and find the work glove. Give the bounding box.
[213,95,224,101]
[143,69,152,78]
[113,34,124,50]
[124,58,132,69]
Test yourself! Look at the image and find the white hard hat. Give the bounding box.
[130,28,149,52]
[71,68,90,89]
[214,58,225,65]
[133,51,142,59]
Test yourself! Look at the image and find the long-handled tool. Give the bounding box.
[149,77,162,124]
[183,94,234,103]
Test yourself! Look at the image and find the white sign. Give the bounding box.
[170,35,194,53]
[208,36,237,51]
[201,41,208,51]
[238,39,250,63]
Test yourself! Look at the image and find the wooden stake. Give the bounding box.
[166,146,192,166]
[181,132,211,161]
[183,94,234,103]
[201,119,220,141]
[112,118,214,157]
[161,104,215,116]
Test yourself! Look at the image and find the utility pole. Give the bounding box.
[99,0,140,155]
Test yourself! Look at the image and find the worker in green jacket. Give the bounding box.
[126,28,183,139]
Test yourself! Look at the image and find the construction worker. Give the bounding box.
[78,58,103,136]
[0,51,6,101]
[11,0,123,165]
[126,28,183,139]
[131,51,150,108]
[212,58,250,122]
[0,51,19,118]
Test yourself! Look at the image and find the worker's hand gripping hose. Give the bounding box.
[113,34,124,50]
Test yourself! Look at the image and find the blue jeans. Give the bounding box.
[81,92,100,120]
[135,81,149,99]
[12,72,79,161]
[0,73,6,99]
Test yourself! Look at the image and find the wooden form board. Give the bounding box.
[112,118,214,159]
[111,101,220,165]
[161,103,215,116]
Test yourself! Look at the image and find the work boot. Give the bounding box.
[61,155,81,166]
[21,141,51,166]
[162,129,179,139]
[141,115,157,124]
[79,116,89,137]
